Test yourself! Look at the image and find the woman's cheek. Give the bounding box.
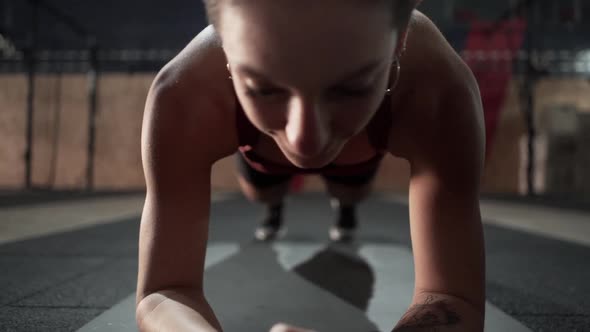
[331,103,378,135]
[243,103,287,131]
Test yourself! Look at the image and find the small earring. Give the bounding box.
[226,63,232,80]
[386,60,401,95]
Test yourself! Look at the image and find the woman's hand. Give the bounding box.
[391,293,484,332]
[270,323,317,332]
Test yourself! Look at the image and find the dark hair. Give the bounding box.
[202,0,421,31]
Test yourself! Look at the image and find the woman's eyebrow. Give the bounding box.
[235,65,273,81]
[333,59,385,83]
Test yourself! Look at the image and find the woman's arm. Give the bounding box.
[389,13,485,332]
[394,74,485,331]
[388,14,487,330]
[136,26,239,332]
[399,80,486,331]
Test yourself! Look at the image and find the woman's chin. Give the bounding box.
[276,139,343,169]
[291,158,329,169]
[284,150,333,169]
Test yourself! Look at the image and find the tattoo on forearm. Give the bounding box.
[392,295,461,331]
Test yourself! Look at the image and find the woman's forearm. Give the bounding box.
[392,292,484,332]
[136,290,222,332]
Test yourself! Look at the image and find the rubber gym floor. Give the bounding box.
[0,191,589,331]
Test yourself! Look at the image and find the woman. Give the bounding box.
[136,0,486,331]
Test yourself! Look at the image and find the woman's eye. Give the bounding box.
[245,87,284,97]
[329,86,374,98]
[243,84,375,100]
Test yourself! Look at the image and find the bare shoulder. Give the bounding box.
[388,10,484,163]
[401,11,478,90]
[143,25,238,168]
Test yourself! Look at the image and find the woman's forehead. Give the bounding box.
[220,6,397,56]
[218,0,399,84]
[219,0,395,33]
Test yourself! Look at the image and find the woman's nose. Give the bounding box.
[285,98,329,157]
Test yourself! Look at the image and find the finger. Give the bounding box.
[269,322,317,332]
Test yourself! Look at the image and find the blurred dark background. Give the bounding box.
[2,0,590,72]
[0,0,589,202]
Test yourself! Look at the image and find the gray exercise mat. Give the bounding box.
[77,242,531,332]
[205,243,380,331]
[76,243,240,332]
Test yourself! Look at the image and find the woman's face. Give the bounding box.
[220,0,398,168]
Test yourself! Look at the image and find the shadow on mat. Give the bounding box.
[204,242,380,332]
[293,243,375,311]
